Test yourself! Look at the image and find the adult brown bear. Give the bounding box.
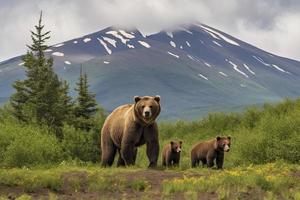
[101,95,161,168]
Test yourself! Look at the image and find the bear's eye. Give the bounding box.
[222,144,225,147]
[149,106,153,108]
[142,105,145,109]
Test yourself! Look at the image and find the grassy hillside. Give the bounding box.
[0,98,300,199]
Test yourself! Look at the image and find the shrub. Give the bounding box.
[61,125,100,162]
[1,123,64,167]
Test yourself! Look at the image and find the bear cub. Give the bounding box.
[162,140,182,167]
[191,136,231,169]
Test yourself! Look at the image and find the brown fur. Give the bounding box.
[162,141,182,167]
[101,95,161,167]
[191,136,231,169]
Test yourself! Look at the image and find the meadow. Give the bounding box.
[0,98,300,199]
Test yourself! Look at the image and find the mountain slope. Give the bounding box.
[1,22,300,119]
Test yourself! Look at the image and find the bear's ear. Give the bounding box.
[179,141,183,145]
[216,136,221,141]
[134,96,141,103]
[227,136,231,140]
[154,95,160,103]
[170,141,174,145]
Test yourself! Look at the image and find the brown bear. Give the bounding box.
[191,136,231,169]
[101,95,161,168]
[162,140,182,167]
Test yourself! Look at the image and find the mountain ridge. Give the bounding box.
[1,22,300,119]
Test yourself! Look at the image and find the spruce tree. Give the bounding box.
[74,66,98,131]
[10,12,73,139]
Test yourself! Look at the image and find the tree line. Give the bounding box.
[10,12,99,139]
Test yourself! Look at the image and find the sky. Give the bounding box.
[1,0,300,62]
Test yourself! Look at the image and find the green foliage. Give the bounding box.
[73,66,98,131]
[0,121,64,167]
[61,125,100,162]
[9,12,74,139]
[136,98,300,168]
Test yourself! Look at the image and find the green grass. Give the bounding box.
[163,162,300,199]
[1,99,300,198]
[0,162,299,199]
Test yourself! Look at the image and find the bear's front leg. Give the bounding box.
[216,153,224,169]
[206,150,216,168]
[120,141,136,166]
[144,123,159,168]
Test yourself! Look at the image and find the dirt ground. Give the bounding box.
[0,170,217,200]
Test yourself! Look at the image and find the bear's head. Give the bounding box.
[215,136,231,152]
[170,140,182,153]
[134,95,161,125]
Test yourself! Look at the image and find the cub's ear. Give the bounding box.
[216,136,221,141]
[154,95,160,103]
[227,136,231,140]
[170,141,174,145]
[134,96,141,103]
[179,141,183,145]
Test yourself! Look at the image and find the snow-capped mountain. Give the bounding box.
[1,22,300,119]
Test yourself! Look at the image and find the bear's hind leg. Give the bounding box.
[117,149,125,167]
[201,158,207,167]
[101,138,117,167]
[191,156,199,168]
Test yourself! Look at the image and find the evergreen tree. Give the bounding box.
[74,66,98,131]
[10,12,73,139]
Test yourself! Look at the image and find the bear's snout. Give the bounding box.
[176,147,182,153]
[224,145,230,152]
[143,107,152,118]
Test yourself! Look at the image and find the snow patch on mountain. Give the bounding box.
[52,52,64,57]
[119,30,135,39]
[219,71,228,77]
[186,41,191,47]
[203,30,220,40]
[18,62,25,66]
[166,31,173,38]
[228,60,248,78]
[252,56,270,66]
[83,38,91,43]
[106,31,129,44]
[197,24,240,46]
[213,41,222,47]
[204,62,211,67]
[73,41,78,44]
[103,61,110,64]
[97,38,112,54]
[187,54,196,61]
[44,49,52,52]
[127,44,134,48]
[198,73,208,80]
[170,41,176,48]
[167,51,179,58]
[243,64,255,75]
[138,41,151,48]
[64,61,71,65]
[53,43,64,47]
[272,64,287,73]
[102,37,117,47]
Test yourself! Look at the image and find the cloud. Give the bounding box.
[0,0,300,61]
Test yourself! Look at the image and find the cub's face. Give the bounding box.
[170,141,182,153]
[216,136,231,152]
[134,95,161,121]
